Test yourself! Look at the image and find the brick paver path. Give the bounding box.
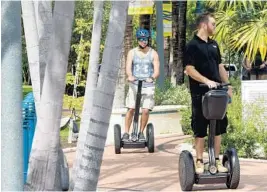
[65,135,267,191]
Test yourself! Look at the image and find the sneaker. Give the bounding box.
[216,159,228,173]
[195,160,204,174]
[122,133,129,141]
[138,132,146,141]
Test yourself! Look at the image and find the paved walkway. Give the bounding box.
[65,135,267,191]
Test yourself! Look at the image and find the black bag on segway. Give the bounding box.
[202,90,229,120]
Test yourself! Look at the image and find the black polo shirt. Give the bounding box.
[184,34,222,95]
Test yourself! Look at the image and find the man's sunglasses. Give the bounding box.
[138,38,148,42]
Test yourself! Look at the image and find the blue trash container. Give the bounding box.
[22,92,37,183]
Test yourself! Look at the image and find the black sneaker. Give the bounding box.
[122,133,129,141]
[138,132,146,141]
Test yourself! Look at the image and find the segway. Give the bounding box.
[178,83,240,191]
[114,78,155,154]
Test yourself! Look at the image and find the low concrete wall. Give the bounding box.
[105,105,187,146]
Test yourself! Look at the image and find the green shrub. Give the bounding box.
[155,79,191,106]
[180,106,193,135]
[63,95,84,110]
[221,92,267,158]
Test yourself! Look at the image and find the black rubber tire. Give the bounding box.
[146,123,154,153]
[223,148,240,189]
[179,150,195,191]
[114,124,121,154]
[59,148,69,191]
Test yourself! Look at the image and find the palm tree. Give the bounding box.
[171,1,187,85]
[177,1,187,85]
[21,1,42,115]
[24,1,75,190]
[207,0,267,61]
[1,1,23,190]
[113,14,133,108]
[69,1,104,190]
[73,1,128,190]
[34,1,53,96]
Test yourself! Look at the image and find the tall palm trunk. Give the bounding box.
[176,1,187,85]
[24,1,75,190]
[70,1,104,190]
[21,1,41,114]
[171,1,178,86]
[164,37,171,77]
[34,1,53,96]
[73,1,128,190]
[73,33,84,98]
[171,1,187,85]
[113,15,133,108]
[1,1,23,190]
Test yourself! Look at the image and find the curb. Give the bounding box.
[62,133,190,153]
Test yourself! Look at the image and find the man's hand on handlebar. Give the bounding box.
[145,77,154,83]
[128,76,136,82]
[204,79,219,89]
[227,85,233,98]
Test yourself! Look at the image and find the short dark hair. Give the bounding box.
[196,12,215,28]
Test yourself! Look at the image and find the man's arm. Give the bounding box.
[219,64,229,83]
[185,65,209,84]
[126,50,133,78]
[219,64,232,98]
[152,50,160,79]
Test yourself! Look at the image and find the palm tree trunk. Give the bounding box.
[164,37,171,77]
[171,1,178,86]
[24,1,75,190]
[1,1,23,190]
[73,33,84,98]
[21,1,41,114]
[113,15,133,108]
[176,1,187,85]
[34,0,53,96]
[70,1,104,190]
[73,1,128,190]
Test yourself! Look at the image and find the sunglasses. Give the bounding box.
[138,38,148,42]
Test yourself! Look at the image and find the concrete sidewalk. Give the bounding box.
[65,135,267,191]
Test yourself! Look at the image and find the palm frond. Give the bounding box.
[229,18,267,61]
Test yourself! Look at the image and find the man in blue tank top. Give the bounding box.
[122,28,160,141]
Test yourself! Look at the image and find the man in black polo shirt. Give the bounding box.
[184,12,232,174]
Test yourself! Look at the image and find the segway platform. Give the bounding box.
[122,140,146,148]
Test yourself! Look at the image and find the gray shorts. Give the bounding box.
[125,83,155,110]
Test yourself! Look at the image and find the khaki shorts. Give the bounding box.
[126,83,155,110]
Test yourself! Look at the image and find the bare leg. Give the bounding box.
[215,135,228,172]
[140,108,149,132]
[215,135,221,158]
[124,108,135,133]
[195,137,205,160]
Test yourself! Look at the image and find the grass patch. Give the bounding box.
[23,85,32,97]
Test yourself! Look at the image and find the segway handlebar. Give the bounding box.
[199,82,231,89]
[134,77,154,83]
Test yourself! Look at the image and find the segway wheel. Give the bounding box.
[179,150,195,191]
[223,148,240,189]
[114,124,121,154]
[146,123,154,153]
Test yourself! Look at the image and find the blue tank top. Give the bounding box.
[132,48,154,88]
